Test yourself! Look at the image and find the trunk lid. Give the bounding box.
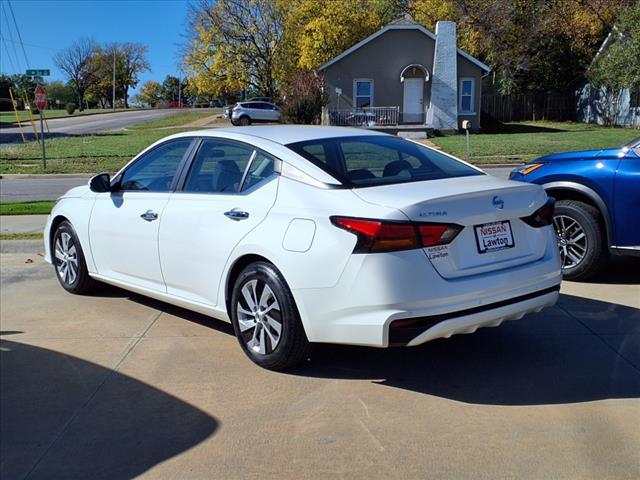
[353,175,550,279]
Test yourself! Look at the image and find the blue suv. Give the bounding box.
[510,137,639,280]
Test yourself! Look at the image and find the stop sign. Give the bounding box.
[34,84,47,110]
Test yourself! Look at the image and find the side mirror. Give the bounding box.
[89,173,111,193]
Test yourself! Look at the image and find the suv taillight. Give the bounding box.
[331,217,462,253]
[521,198,555,228]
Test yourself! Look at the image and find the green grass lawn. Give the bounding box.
[0,201,54,215]
[0,108,144,126]
[430,121,639,164]
[1,119,637,174]
[0,127,200,174]
[129,109,222,129]
[0,108,225,174]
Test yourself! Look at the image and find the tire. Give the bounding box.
[52,221,97,294]
[238,116,251,126]
[230,262,311,370]
[553,200,607,281]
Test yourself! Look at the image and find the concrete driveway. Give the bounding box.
[1,253,639,480]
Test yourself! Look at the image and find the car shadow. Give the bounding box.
[0,338,218,480]
[288,294,640,406]
[578,256,640,285]
[479,121,569,134]
[80,285,640,407]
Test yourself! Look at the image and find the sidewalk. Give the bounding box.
[0,214,48,234]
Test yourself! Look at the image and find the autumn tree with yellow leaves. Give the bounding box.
[182,0,628,102]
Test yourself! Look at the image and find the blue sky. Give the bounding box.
[0,0,190,93]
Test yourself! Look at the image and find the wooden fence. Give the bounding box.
[481,92,575,123]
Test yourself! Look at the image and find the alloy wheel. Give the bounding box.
[54,232,78,285]
[236,279,283,355]
[553,214,587,270]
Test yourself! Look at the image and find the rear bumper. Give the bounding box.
[292,228,562,347]
[390,285,559,346]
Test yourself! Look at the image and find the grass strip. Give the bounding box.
[0,232,44,240]
[0,201,54,215]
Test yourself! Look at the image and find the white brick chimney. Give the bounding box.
[428,21,458,130]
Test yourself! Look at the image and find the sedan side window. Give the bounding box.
[184,140,253,193]
[241,152,277,191]
[120,139,191,192]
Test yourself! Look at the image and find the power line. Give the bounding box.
[1,35,18,72]
[1,37,61,52]
[1,1,22,70]
[7,0,29,68]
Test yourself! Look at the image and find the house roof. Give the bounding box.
[317,22,491,73]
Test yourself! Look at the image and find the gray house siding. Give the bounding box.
[322,28,484,128]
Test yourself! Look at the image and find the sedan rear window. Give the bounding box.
[287,135,482,187]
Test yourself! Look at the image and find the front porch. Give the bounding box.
[323,106,431,127]
[322,106,435,137]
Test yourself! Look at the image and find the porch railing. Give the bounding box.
[328,107,400,127]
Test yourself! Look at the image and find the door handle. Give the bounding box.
[224,209,249,221]
[140,210,159,222]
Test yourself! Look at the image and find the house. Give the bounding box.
[319,16,491,132]
[575,27,640,127]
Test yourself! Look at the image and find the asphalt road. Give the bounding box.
[0,253,638,479]
[0,167,515,202]
[0,109,177,144]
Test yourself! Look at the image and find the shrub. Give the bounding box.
[30,105,39,115]
[280,71,326,125]
[284,98,324,124]
[66,102,76,114]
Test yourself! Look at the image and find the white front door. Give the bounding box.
[89,138,193,291]
[159,140,279,306]
[403,78,424,123]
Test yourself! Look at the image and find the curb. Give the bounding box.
[0,239,43,254]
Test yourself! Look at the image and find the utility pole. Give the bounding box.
[112,48,116,110]
[178,76,182,108]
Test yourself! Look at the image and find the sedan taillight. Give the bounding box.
[521,198,555,228]
[331,217,462,253]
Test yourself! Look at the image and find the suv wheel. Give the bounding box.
[238,116,251,126]
[553,200,606,281]
[230,262,311,370]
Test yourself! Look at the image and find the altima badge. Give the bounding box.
[492,196,504,209]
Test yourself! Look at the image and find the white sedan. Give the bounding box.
[45,126,562,370]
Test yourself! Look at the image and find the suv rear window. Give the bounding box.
[287,135,482,187]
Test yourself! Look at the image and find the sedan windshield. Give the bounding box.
[287,135,483,187]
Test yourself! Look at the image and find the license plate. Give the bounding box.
[474,221,514,253]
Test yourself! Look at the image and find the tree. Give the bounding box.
[409,0,626,94]
[119,43,150,108]
[588,1,640,124]
[162,75,181,102]
[183,0,285,99]
[282,0,400,71]
[54,37,99,110]
[138,80,163,107]
[45,81,75,108]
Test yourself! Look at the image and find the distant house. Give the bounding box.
[318,17,491,131]
[576,28,640,127]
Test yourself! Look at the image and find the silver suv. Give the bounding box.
[231,101,281,126]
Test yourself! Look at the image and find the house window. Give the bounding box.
[459,78,475,114]
[354,79,373,108]
[630,88,640,109]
